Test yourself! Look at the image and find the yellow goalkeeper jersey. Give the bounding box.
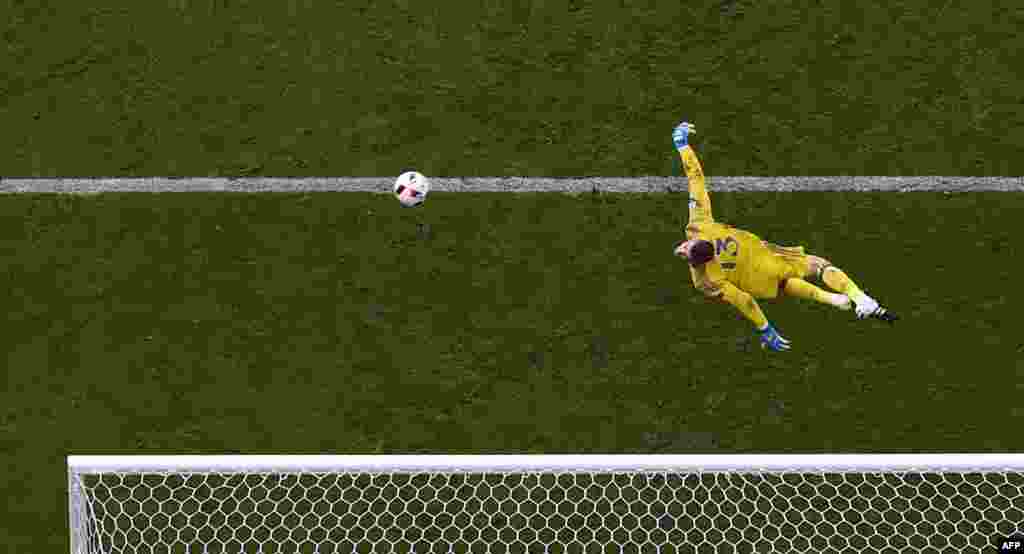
[687,220,789,299]
[680,145,809,299]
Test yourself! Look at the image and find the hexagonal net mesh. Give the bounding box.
[68,457,1024,554]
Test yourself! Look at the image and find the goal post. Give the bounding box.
[68,454,1024,553]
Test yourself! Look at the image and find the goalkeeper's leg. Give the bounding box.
[781,278,851,310]
[807,256,898,323]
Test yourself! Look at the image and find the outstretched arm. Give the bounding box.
[691,264,791,351]
[691,265,766,328]
[672,122,712,223]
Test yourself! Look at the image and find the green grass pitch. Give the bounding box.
[3,2,1022,178]
[4,0,1024,549]
[1,192,1021,550]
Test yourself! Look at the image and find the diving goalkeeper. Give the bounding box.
[671,120,897,352]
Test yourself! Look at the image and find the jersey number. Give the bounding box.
[715,237,739,256]
[715,237,738,269]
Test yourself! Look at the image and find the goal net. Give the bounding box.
[68,454,1024,554]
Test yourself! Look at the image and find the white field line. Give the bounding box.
[1,176,1022,193]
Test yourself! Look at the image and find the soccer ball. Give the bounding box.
[394,171,430,208]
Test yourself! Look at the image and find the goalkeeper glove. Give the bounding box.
[758,323,791,352]
[672,121,696,149]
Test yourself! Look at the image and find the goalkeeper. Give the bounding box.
[671,120,897,352]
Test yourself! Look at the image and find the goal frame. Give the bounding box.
[67,453,1024,475]
[67,453,1024,554]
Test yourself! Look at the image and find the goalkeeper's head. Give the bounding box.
[675,239,715,266]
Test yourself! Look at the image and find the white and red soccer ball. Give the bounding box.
[393,171,430,208]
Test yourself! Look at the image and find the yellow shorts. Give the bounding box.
[744,243,814,299]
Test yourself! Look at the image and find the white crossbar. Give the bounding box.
[68,453,1024,474]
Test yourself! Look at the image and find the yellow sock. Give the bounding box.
[783,278,849,308]
[821,266,865,300]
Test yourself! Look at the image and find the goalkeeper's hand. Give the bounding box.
[672,121,696,149]
[758,323,791,352]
